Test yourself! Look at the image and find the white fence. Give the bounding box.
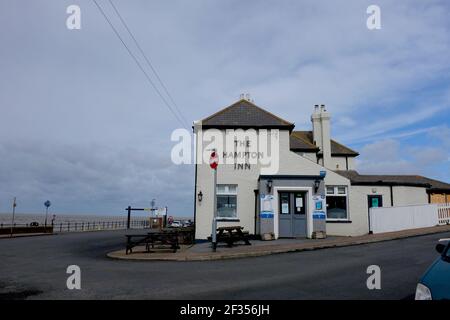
[369,204,441,234]
[438,203,450,225]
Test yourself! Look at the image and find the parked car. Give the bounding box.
[168,220,183,228]
[415,238,450,300]
[182,220,193,227]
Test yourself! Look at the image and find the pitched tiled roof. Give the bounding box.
[290,131,318,151]
[198,99,295,130]
[335,170,450,191]
[290,131,359,156]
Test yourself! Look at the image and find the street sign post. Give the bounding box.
[210,150,219,251]
[10,197,17,238]
[44,200,51,227]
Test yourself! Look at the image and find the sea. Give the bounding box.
[0,212,191,226]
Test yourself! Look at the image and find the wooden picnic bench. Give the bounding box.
[161,226,195,245]
[125,231,180,254]
[213,226,251,251]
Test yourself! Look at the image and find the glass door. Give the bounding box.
[279,192,292,237]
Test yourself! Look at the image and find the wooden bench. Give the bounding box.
[161,226,195,245]
[146,231,180,253]
[213,226,251,251]
[125,234,151,255]
[125,231,180,254]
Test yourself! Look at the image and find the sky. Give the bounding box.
[0,0,449,216]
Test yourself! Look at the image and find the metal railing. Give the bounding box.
[0,219,151,233]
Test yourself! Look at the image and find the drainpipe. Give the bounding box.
[254,189,259,237]
[390,185,394,206]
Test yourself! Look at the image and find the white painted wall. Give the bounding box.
[346,157,356,170]
[327,185,430,236]
[294,152,317,163]
[329,157,347,171]
[194,125,430,239]
[194,128,349,239]
[369,204,439,233]
[326,185,392,237]
[392,186,428,206]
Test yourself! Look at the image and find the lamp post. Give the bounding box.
[44,200,51,227]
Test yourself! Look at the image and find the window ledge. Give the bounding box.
[326,220,352,223]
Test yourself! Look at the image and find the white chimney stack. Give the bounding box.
[311,104,331,167]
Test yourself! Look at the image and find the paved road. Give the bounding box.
[0,229,447,299]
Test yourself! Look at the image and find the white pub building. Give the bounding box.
[193,98,450,240]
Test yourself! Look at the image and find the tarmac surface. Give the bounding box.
[0,229,448,299]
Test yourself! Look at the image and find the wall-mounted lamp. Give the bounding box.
[197,191,203,202]
[314,180,321,193]
[266,180,273,193]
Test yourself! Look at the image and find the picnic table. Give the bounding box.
[125,230,180,254]
[212,226,251,251]
[161,226,195,245]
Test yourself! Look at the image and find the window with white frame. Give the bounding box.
[216,184,237,218]
[326,186,348,220]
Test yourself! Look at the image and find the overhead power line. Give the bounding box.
[92,0,189,129]
[108,0,189,129]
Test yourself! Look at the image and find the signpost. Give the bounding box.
[126,203,167,229]
[44,200,51,227]
[210,150,219,251]
[126,206,145,229]
[10,197,17,238]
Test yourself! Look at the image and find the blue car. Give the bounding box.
[415,239,450,300]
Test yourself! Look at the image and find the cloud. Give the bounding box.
[0,139,194,215]
[428,125,450,149]
[356,139,449,181]
[356,139,418,174]
[0,0,449,213]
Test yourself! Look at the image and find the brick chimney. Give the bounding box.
[311,104,331,167]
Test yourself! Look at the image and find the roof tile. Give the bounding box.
[199,99,294,129]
